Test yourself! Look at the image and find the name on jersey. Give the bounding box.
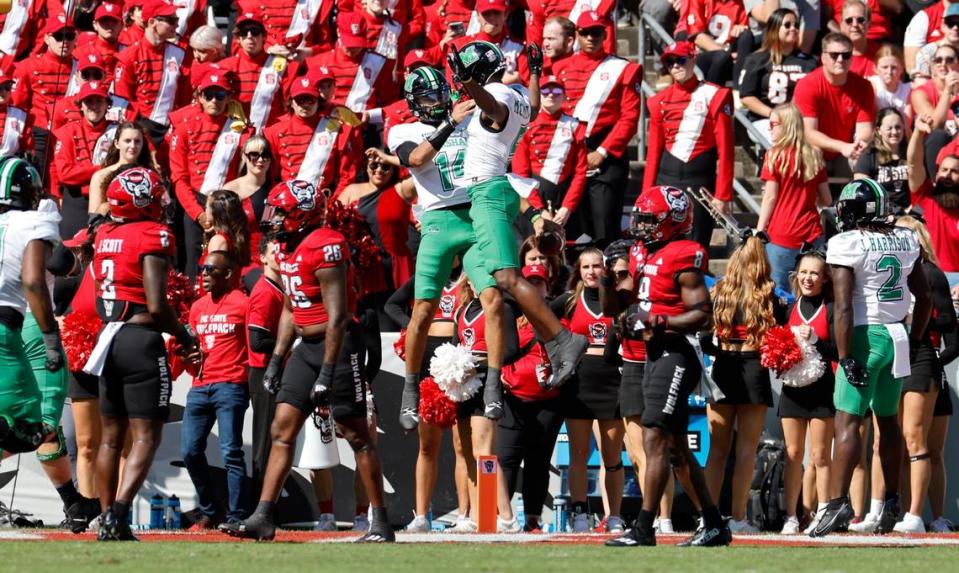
[774,64,807,74]
[858,233,915,253]
[196,314,237,335]
[642,263,659,276]
[97,238,124,254]
[280,261,299,273]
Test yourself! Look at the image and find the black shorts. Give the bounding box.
[710,351,772,407]
[619,360,646,418]
[68,371,99,400]
[277,322,367,420]
[641,335,701,434]
[457,364,488,419]
[779,372,836,419]
[934,380,953,417]
[99,324,171,420]
[562,355,621,420]
[902,345,942,393]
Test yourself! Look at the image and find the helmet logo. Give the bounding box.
[661,186,689,222]
[118,169,154,208]
[287,180,316,210]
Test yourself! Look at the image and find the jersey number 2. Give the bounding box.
[875,254,903,302]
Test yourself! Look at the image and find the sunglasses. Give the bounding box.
[237,26,265,38]
[369,162,393,172]
[246,151,272,162]
[540,86,564,96]
[199,264,226,275]
[825,50,852,61]
[81,69,104,81]
[614,270,630,281]
[780,21,798,29]
[0,83,11,92]
[843,16,866,25]
[156,16,178,25]
[577,27,604,37]
[52,30,77,42]
[201,89,228,101]
[934,55,957,64]
[293,96,318,106]
[663,55,688,68]
[946,17,959,29]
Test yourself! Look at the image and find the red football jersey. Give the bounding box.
[246,275,285,369]
[189,288,249,385]
[631,239,709,318]
[93,221,176,318]
[278,228,354,327]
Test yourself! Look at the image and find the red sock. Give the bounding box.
[319,500,334,514]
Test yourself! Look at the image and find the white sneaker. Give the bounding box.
[606,516,626,533]
[405,515,430,533]
[571,512,590,533]
[497,516,521,533]
[654,518,674,534]
[930,517,954,533]
[780,516,800,535]
[893,513,926,533]
[314,513,337,531]
[352,514,370,532]
[803,509,826,534]
[449,517,477,533]
[847,512,879,533]
[728,519,760,534]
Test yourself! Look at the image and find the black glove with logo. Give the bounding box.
[263,354,284,395]
[526,42,543,75]
[839,357,868,387]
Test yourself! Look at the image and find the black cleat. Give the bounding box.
[355,527,396,543]
[606,526,656,547]
[224,513,276,541]
[809,501,854,538]
[543,331,588,390]
[96,509,138,542]
[875,497,900,535]
[398,383,421,431]
[678,523,731,547]
[63,497,101,534]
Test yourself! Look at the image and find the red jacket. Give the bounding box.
[220,49,300,129]
[643,78,734,200]
[168,110,252,220]
[304,47,396,111]
[424,0,476,47]
[12,50,73,129]
[75,33,121,78]
[51,118,110,197]
[236,0,334,53]
[512,109,586,212]
[113,37,189,126]
[0,0,50,59]
[263,110,358,195]
[118,24,145,48]
[676,0,748,46]
[553,50,642,158]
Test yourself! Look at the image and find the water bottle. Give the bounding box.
[552,498,567,533]
[150,494,165,529]
[515,496,525,530]
[165,495,181,530]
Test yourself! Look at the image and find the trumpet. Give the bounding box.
[684,186,745,242]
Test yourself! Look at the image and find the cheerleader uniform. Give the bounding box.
[384,276,464,380]
[554,287,620,420]
[454,297,520,418]
[779,295,837,419]
[710,299,787,407]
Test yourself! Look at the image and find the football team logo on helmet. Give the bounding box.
[661,186,690,223]
[287,179,316,210]
[118,168,155,208]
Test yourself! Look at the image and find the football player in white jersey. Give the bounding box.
[447,40,588,391]
[812,178,933,537]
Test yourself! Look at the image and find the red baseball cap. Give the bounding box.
[142,0,177,22]
[522,264,549,282]
[477,0,508,13]
[311,65,335,83]
[78,52,106,72]
[63,228,90,248]
[196,69,231,92]
[290,76,320,98]
[575,10,605,30]
[337,12,369,49]
[0,61,13,85]
[235,10,265,28]
[44,13,75,35]
[541,74,563,89]
[661,41,696,62]
[404,49,432,69]
[95,2,123,22]
[76,81,110,103]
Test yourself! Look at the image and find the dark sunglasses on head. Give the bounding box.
[843,16,866,25]
[81,69,104,81]
[202,89,228,101]
[246,151,272,162]
[369,162,393,172]
[53,30,77,42]
[237,26,265,38]
[946,17,959,29]
[577,27,604,37]
[825,50,852,61]
[540,86,563,96]
[663,55,688,68]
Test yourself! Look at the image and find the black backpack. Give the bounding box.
[747,439,787,531]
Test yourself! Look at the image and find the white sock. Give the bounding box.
[817,502,828,514]
[869,498,883,516]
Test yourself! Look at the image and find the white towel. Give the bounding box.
[82,322,124,376]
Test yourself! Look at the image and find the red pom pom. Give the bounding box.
[394,328,407,361]
[323,201,383,280]
[62,311,102,372]
[166,271,199,320]
[760,326,803,374]
[418,377,457,429]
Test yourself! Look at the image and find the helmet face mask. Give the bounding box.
[405,67,452,125]
[835,178,891,232]
[631,186,693,246]
[459,41,507,85]
[0,157,42,212]
[264,180,325,248]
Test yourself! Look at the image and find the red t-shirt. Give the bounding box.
[914,180,959,272]
[246,276,285,369]
[760,148,827,248]
[794,68,876,159]
[189,288,249,385]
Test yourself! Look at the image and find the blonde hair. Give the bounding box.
[768,103,825,182]
[564,248,604,318]
[712,236,777,347]
[896,215,937,265]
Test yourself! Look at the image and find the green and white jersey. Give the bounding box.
[826,226,920,326]
[388,118,472,212]
[464,82,530,183]
[0,200,60,315]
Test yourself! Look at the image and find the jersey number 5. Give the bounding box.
[876,254,903,302]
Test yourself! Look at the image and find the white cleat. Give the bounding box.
[893,513,926,534]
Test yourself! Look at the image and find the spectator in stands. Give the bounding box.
[183,250,250,530]
[552,249,625,534]
[839,0,875,77]
[905,0,955,74]
[794,32,876,177]
[854,107,910,213]
[540,16,575,75]
[644,41,733,248]
[51,56,109,132]
[828,0,896,49]
[0,0,45,59]
[189,25,227,65]
[869,45,911,119]
[737,8,817,145]
[911,3,959,83]
[236,0,335,56]
[778,250,837,535]
[555,11,641,249]
[75,2,123,80]
[223,136,274,277]
[512,75,586,231]
[119,0,147,47]
[676,0,747,85]
[757,103,830,292]
[703,236,786,534]
[0,62,31,160]
[202,190,254,289]
[356,0,409,68]
[744,0,819,54]
[527,0,616,58]
[911,43,959,133]
[88,122,155,214]
[908,114,959,283]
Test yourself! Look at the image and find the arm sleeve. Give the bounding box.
[928,264,958,336]
[112,53,137,102]
[384,277,415,329]
[904,10,930,48]
[737,54,762,96]
[248,326,277,354]
[360,307,382,381]
[816,302,839,362]
[713,90,735,201]
[168,126,204,221]
[10,63,30,110]
[793,76,817,118]
[500,302,523,365]
[46,244,77,276]
[853,148,874,176]
[599,63,642,158]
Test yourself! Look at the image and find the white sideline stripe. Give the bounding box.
[314,533,551,544]
[0,531,43,540]
[748,533,959,546]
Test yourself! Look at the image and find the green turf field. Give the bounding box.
[3,543,957,573]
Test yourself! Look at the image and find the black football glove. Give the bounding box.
[263,353,284,395]
[311,364,334,417]
[622,304,651,340]
[446,44,471,84]
[42,330,65,372]
[839,357,868,388]
[526,42,543,75]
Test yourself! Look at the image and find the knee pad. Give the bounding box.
[605,461,624,472]
[909,452,931,463]
[36,425,67,462]
[668,447,686,469]
[0,415,43,454]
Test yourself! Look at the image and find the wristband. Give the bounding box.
[426,120,456,151]
[523,206,541,223]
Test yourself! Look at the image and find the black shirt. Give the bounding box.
[853,147,910,213]
[738,50,818,121]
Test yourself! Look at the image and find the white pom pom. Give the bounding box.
[780,327,826,388]
[430,343,482,402]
